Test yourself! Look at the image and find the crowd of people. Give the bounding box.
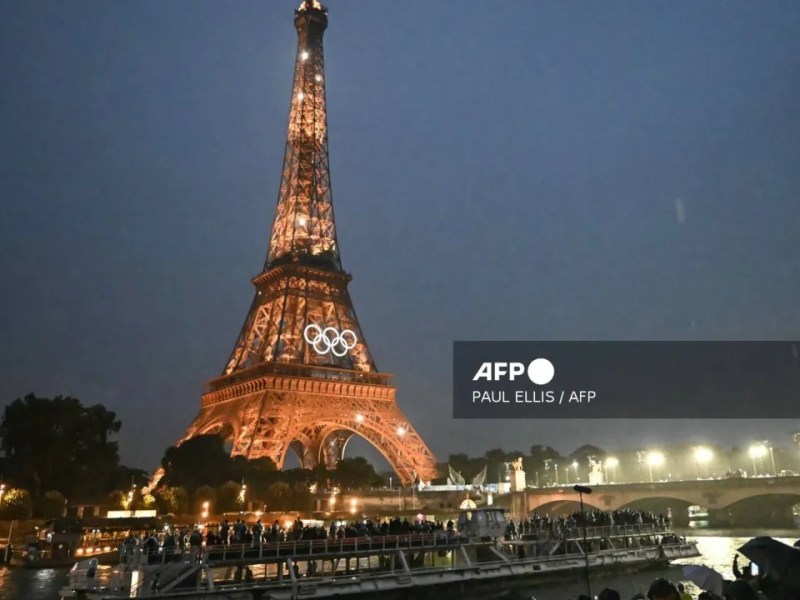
[564,550,800,600]
[123,516,456,556]
[504,508,670,539]
[120,508,674,555]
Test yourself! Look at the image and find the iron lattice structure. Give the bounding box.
[176,0,437,485]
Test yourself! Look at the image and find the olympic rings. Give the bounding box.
[303,323,358,357]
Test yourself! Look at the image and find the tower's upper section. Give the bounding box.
[265,0,341,272]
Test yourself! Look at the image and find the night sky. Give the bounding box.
[2,1,799,471]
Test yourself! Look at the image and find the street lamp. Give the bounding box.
[694,447,713,479]
[749,444,768,476]
[636,451,646,482]
[605,457,619,483]
[647,452,665,482]
[762,441,777,475]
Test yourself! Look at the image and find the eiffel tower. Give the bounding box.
[175,0,437,484]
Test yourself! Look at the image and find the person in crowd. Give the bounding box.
[599,588,622,600]
[647,578,681,600]
[723,580,758,600]
[732,555,753,580]
[676,582,692,600]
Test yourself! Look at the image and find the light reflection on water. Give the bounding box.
[0,536,797,600]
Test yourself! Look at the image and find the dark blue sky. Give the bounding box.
[2,1,799,471]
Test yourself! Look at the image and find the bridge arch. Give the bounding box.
[528,498,604,516]
[718,492,800,528]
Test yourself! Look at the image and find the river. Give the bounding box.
[0,533,797,600]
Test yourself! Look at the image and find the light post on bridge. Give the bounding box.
[749,443,768,477]
[604,457,619,483]
[694,446,713,479]
[647,451,665,483]
[765,442,776,475]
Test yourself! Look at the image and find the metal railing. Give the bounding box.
[510,523,670,541]
[202,532,458,562]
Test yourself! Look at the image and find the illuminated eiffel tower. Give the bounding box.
[175,0,437,484]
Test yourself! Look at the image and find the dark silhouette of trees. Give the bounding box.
[334,457,384,490]
[0,394,123,498]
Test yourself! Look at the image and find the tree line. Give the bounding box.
[0,394,385,518]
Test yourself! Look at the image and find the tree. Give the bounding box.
[161,435,232,491]
[106,490,126,510]
[0,488,33,519]
[290,483,313,512]
[193,485,217,513]
[334,457,384,490]
[35,490,66,518]
[216,481,242,513]
[154,487,189,515]
[160,435,278,495]
[265,482,293,511]
[568,444,606,466]
[0,394,122,498]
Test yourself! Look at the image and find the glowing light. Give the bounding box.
[297,216,306,226]
[694,446,714,463]
[301,51,309,61]
[571,461,578,469]
[315,74,322,82]
[297,92,305,101]
[647,452,665,467]
[355,414,364,423]
[103,546,111,552]
[605,457,619,468]
[396,426,407,437]
[350,498,358,507]
[75,548,84,556]
[749,444,768,459]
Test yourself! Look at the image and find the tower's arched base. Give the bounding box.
[180,365,437,485]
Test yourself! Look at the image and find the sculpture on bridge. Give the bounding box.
[448,465,466,486]
[472,465,488,487]
[588,457,604,485]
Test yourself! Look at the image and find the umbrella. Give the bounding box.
[681,564,725,596]
[738,537,800,587]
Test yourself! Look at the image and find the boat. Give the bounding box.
[59,508,700,599]
[10,516,166,568]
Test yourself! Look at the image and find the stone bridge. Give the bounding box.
[505,477,800,528]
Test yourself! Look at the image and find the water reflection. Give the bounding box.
[0,564,111,600]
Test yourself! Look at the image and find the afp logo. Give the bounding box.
[472,358,555,385]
